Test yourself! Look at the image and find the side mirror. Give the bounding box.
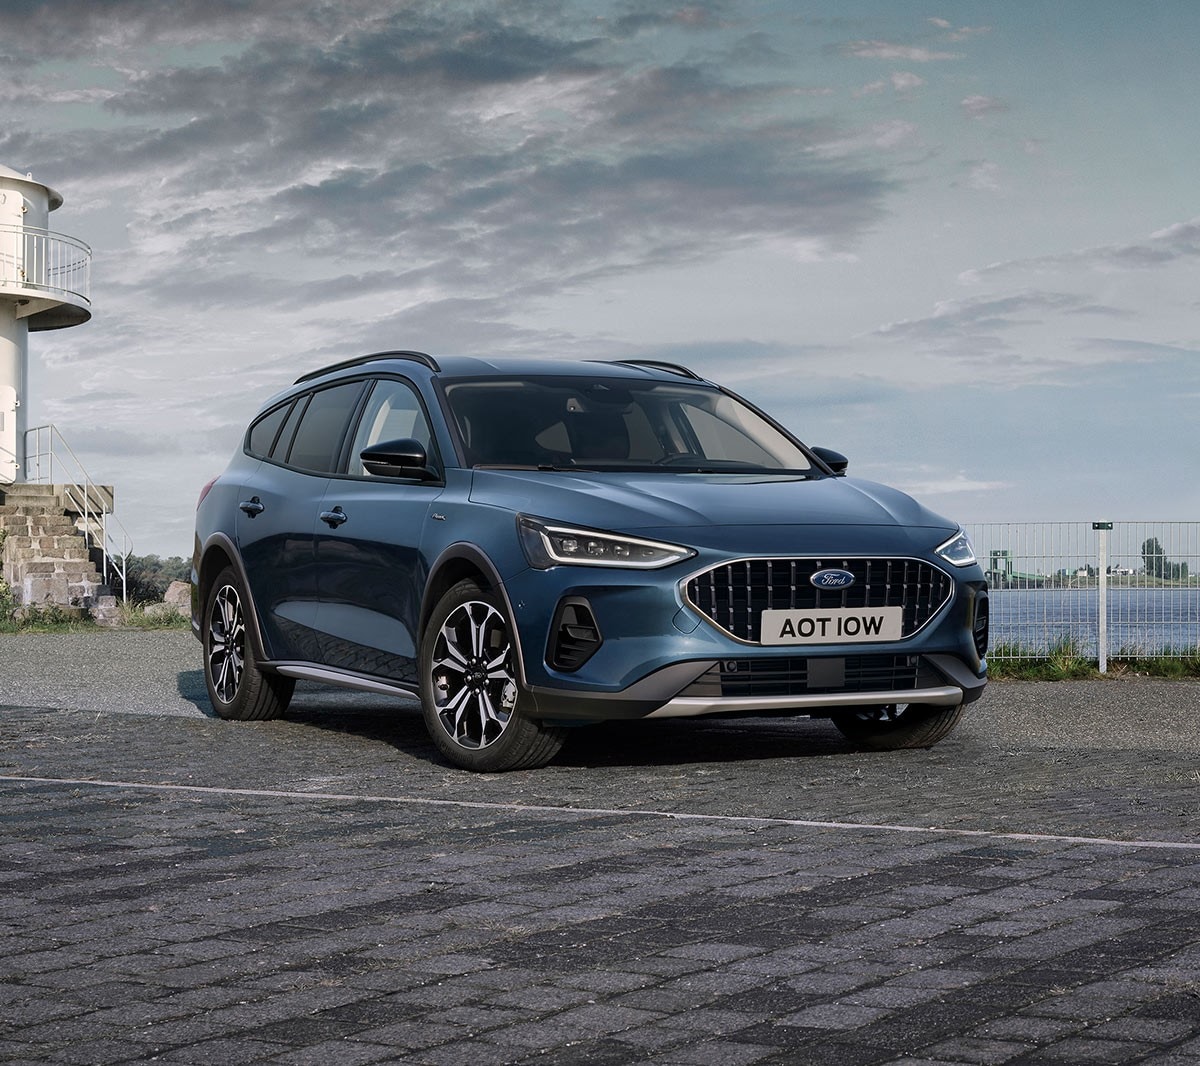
[811,446,849,476]
[360,438,437,480]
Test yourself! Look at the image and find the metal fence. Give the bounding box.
[964,522,1200,666]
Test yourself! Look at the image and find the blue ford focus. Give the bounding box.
[193,352,988,771]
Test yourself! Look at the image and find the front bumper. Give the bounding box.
[527,650,986,722]
[503,535,988,724]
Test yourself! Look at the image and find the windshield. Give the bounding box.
[442,376,817,473]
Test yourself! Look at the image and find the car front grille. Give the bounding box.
[678,654,945,699]
[684,557,953,644]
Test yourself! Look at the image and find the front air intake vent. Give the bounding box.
[547,598,602,672]
[973,593,989,657]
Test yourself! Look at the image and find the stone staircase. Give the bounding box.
[0,483,121,624]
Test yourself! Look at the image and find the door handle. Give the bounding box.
[239,497,265,517]
[319,506,348,528]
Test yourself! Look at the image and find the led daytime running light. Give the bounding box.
[936,529,977,568]
[518,517,694,570]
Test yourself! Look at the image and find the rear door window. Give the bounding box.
[284,381,366,473]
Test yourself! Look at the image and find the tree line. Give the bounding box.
[1142,538,1190,581]
[123,554,190,603]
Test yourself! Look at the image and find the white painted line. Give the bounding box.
[3,774,1199,852]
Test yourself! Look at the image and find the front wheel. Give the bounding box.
[202,566,294,721]
[419,580,565,771]
[832,702,964,750]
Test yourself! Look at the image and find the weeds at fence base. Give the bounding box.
[989,638,1200,680]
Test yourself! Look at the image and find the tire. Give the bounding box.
[832,702,964,751]
[202,566,294,721]
[419,579,565,772]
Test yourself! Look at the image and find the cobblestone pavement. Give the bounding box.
[2,632,1200,1065]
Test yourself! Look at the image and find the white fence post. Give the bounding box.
[1094,521,1111,673]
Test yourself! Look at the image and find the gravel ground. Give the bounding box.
[1,627,1196,751]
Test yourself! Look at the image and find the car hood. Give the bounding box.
[468,469,958,544]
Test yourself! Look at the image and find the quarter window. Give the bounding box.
[246,401,292,459]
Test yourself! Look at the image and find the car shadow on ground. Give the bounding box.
[177,669,214,715]
[551,716,863,768]
[180,669,877,770]
[290,702,866,771]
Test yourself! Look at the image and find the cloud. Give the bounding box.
[1,1,1069,553]
[864,291,1143,386]
[53,426,186,457]
[855,71,926,97]
[961,94,1008,119]
[960,217,1200,281]
[2,4,904,312]
[841,40,960,62]
[938,24,992,43]
[1074,337,1200,361]
[875,291,1095,339]
[963,160,1001,192]
[896,470,1012,497]
[810,120,921,159]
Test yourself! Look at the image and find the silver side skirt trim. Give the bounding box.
[270,663,419,698]
[645,685,964,719]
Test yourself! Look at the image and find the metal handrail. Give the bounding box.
[0,224,91,305]
[22,424,129,602]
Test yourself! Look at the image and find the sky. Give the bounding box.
[1,0,1197,557]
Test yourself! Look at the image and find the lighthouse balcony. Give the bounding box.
[0,224,91,330]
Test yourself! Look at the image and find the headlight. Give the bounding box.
[936,528,977,567]
[518,516,696,570]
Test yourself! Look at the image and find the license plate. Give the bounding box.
[760,607,903,645]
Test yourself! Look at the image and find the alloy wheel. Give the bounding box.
[429,600,518,749]
[208,584,246,705]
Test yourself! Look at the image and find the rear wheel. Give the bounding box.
[832,702,963,750]
[203,566,293,721]
[420,579,565,771]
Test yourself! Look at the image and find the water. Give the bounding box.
[989,587,1200,657]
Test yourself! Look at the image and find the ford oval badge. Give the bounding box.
[811,568,855,590]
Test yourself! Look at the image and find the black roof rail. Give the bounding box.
[294,350,440,384]
[608,359,703,381]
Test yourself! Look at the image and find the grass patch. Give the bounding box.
[0,598,190,633]
[116,601,191,630]
[988,638,1200,680]
[0,601,99,633]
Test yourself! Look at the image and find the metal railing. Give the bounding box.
[964,522,1200,668]
[0,224,91,305]
[22,424,129,602]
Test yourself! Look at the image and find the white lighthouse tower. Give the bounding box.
[0,165,119,620]
[0,164,91,483]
